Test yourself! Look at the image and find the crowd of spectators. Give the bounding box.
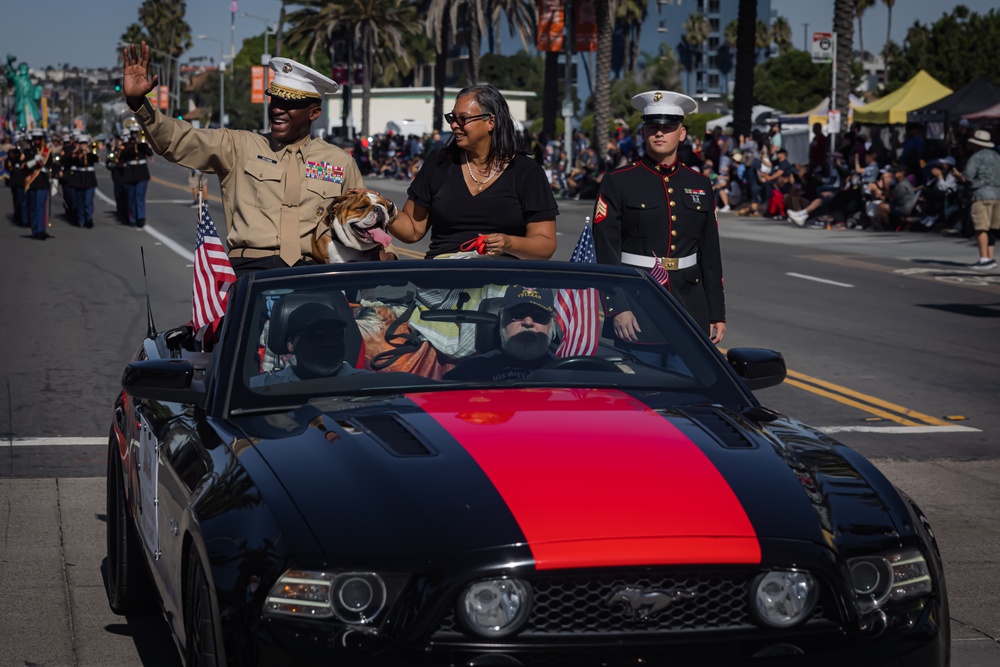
[343,117,997,244]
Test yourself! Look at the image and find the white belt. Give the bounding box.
[82,167,96,171]
[128,160,147,165]
[621,251,697,271]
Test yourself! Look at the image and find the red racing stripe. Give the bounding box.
[409,388,760,570]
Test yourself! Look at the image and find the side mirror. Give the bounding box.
[122,359,205,405]
[726,348,786,391]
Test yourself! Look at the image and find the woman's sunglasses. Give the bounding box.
[444,112,492,127]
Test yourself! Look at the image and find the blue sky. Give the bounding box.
[2,0,997,71]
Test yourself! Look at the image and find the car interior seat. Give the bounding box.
[266,292,364,368]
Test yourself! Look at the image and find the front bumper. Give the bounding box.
[245,596,948,667]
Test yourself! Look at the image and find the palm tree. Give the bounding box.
[428,0,488,87]
[616,0,647,77]
[853,0,874,57]
[681,11,710,94]
[136,0,192,117]
[882,0,895,83]
[771,16,793,55]
[732,0,757,139]
[489,0,537,55]
[724,19,738,50]
[755,19,772,61]
[834,0,855,117]
[285,0,420,136]
[593,0,615,161]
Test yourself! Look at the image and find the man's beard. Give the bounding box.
[292,338,346,379]
[500,328,552,361]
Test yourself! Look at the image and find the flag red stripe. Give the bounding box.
[409,388,761,569]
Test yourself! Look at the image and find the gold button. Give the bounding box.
[670,201,676,207]
[695,278,700,284]
[664,177,670,183]
[641,203,645,209]
[316,207,324,217]
[670,244,676,251]
[656,165,661,171]
[668,188,674,193]
[671,215,677,221]
[671,229,677,236]
[697,205,702,210]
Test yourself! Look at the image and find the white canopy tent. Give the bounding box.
[705,105,780,132]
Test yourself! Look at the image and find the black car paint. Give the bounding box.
[111,261,948,666]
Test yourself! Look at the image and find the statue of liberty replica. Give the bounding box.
[6,54,43,130]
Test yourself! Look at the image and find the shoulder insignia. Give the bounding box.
[594,195,608,224]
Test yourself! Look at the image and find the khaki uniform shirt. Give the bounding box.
[134,99,364,258]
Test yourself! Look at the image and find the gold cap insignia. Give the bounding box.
[282,63,293,73]
[653,92,663,102]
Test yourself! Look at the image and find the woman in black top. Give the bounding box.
[388,84,558,259]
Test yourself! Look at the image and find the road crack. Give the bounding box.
[55,478,80,667]
[952,616,1000,642]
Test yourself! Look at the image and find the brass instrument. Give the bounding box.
[90,140,99,154]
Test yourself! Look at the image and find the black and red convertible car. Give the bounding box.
[107,260,949,666]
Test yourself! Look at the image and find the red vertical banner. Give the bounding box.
[251,66,265,104]
[537,0,565,52]
[575,0,598,52]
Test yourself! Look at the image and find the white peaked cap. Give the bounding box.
[631,90,699,122]
[267,57,339,100]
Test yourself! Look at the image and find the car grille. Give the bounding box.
[433,571,828,639]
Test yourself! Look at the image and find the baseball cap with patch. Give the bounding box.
[502,285,554,314]
[631,90,698,124]
[267,57,339,100]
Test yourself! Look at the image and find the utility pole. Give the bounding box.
[562,0,575,171]
[803,23,809,52]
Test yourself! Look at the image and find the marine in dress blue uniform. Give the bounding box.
[593,90,727,344]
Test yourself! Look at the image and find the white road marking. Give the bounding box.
[818,425,981,434]
[786,272,854,288]
[6,437,107,447]
[146,199,194,204]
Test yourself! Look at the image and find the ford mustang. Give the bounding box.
[107,260,949,666]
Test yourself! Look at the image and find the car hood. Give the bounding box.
[237,388,900,570]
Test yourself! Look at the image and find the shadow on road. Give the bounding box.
[100,559,183,666]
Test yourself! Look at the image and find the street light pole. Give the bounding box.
[198,35,226,128]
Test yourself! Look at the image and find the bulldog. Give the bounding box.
[312,191,398,263]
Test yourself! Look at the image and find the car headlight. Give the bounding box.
[848,548,932,614]
[750,570,818,628]
[456,578,532,638]
[264,570,386,625]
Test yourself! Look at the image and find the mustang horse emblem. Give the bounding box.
[607,586,698,620]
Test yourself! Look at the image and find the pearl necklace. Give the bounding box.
[465,151,500,192]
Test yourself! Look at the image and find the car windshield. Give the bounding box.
[225,263,749,414]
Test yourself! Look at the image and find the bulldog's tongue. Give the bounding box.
[369,227,393,248]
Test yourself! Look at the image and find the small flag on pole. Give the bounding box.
[556,217,603,357]
[192,197,236,331]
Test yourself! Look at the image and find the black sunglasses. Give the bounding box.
[646,123,682,135]
[503,305,552,325]
[444,112,492,127]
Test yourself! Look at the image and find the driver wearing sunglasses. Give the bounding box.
[444,286,558,382]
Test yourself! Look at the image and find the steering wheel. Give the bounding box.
[542,356,624,373]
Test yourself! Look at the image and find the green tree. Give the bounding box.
[617,0,648,77]
[882,0,895,82]
[886,6,1000,93]
[753,50,830,112]
[755,19,772,61]
[639,43,682,90]
[428,0,487,87]
[853,0,875,56]
[681,11,711,93]
[479,52,545,118]
[285,0,420,136]
[119,0,192,117]
[488,0,537,55]
[772,16,793,56]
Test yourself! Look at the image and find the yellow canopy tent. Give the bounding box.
[853,70,952,124]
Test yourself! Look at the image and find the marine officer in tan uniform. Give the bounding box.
[121,41,365,274]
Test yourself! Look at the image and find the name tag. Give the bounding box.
[306,161,344,183]
[256,155,278,164]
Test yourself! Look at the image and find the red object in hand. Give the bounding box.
[460,235,489,255]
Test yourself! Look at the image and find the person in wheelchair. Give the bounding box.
[251,302,368,387]
[443,286,557,382]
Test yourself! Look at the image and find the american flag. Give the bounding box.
[555,218,603,357]
[192,199,236,330]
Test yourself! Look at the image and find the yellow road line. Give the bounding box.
[783,379,924,426]
[785,369,950,426]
